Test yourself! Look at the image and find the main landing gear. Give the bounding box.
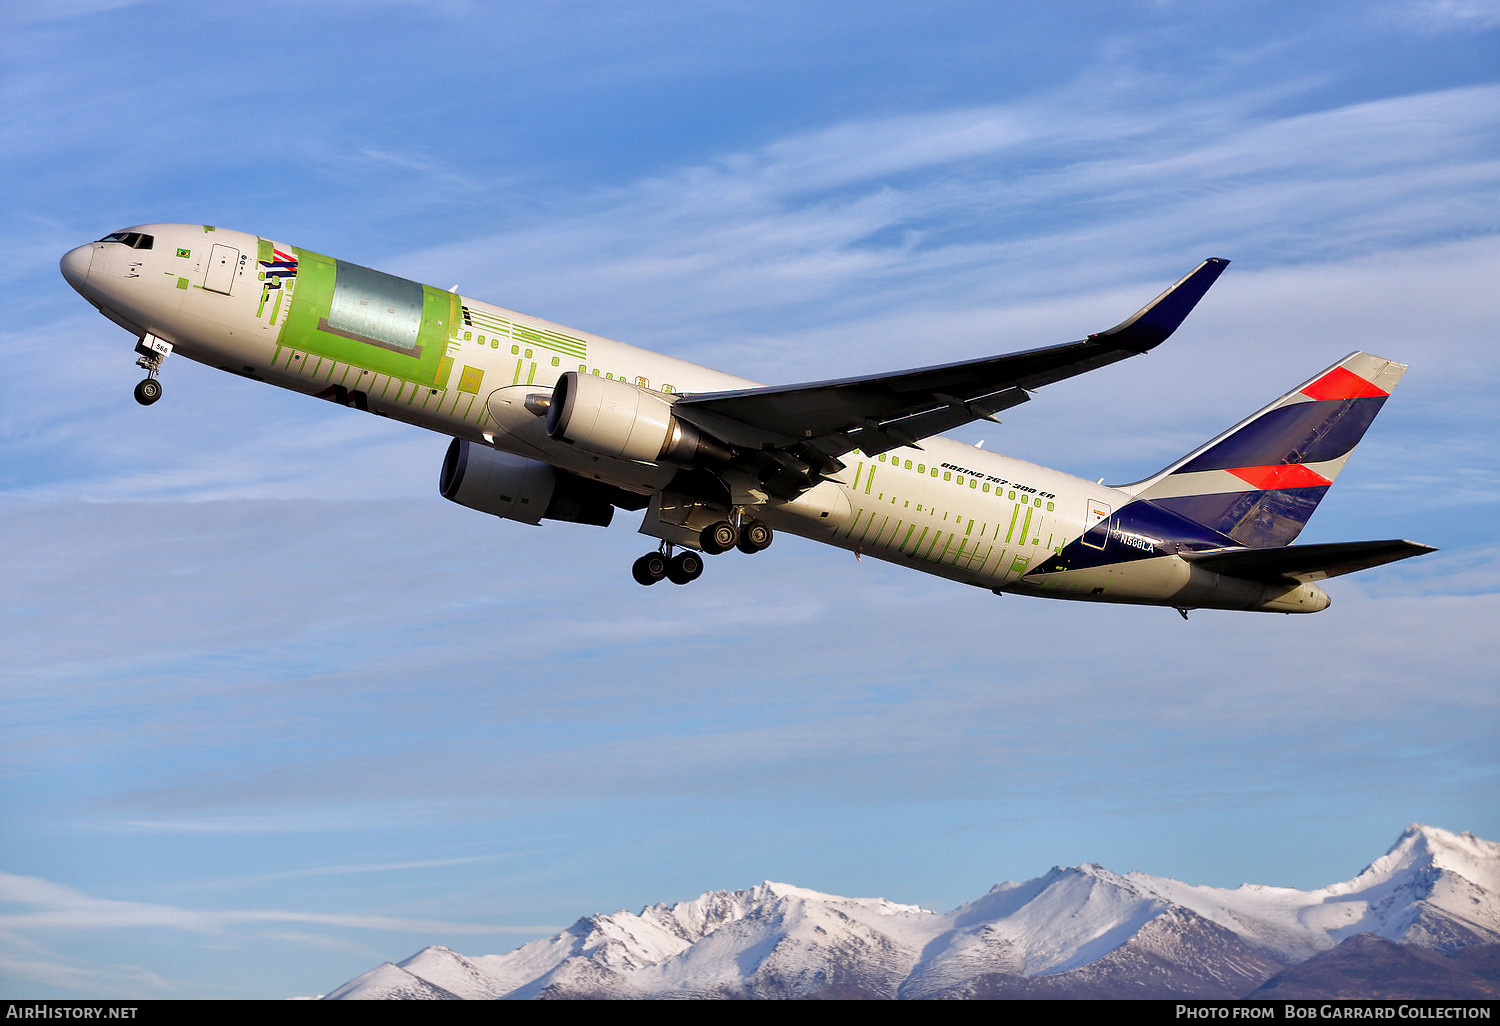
[697,518,773,555]
[630,515,774,586]
[132,334,172,406]
[631,547,703,586]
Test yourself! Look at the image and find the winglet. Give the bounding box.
[1092,257,1230,353]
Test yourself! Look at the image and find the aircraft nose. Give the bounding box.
[60,244,92,291]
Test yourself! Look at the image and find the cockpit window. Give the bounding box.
[97,232,154,250]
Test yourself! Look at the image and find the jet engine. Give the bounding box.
[439,438,614,527]
[545,372,729,466]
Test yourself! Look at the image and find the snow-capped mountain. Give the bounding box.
[323,824,1499,999]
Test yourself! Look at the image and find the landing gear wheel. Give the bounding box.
[700,520,738,555]
[632,552,668,586]
[666,551,704,585]
[736,520,773,554]
[133,378,162,406]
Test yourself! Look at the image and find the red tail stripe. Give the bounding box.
[1301,366,1387,401]
[1228,464,1333,489]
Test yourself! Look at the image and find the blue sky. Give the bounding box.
[2,0,1498,1000]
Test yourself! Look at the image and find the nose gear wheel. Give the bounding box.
[133,378,162,406]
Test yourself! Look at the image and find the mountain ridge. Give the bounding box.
[323,824,1498,999]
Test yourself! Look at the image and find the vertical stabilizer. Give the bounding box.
[1126,352,1406,547]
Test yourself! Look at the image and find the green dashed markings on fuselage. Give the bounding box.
[280,247,458,387]
[509,320,588,361]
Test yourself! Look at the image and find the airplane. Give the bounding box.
[59,224,1434,615]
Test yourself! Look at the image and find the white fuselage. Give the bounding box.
[60,224,1330,612]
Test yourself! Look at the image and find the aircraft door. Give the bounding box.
[1081,499,1112,550]
[203,244,240,295]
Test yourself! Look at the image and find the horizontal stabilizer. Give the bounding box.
[1181,539,1435,583]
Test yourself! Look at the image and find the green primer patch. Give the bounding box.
[278,247,454,386]
[176,277,189,290]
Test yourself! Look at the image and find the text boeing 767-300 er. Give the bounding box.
[60,224,1434,615]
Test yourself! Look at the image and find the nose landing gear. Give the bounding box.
[132,378,162,405]
[132,333,172,406]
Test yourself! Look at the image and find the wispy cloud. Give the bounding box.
[398,83,1500,369]
[181,855,513,891]
[0,953,176,998]
[0,870,555,934]
[1388,0,1500,31]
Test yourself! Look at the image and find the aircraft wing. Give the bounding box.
[672,258,1230,468]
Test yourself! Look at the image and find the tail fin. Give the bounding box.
[1126,352,1406,547]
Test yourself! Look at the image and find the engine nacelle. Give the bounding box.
[439,439,613,527]
[545,372,728,466]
